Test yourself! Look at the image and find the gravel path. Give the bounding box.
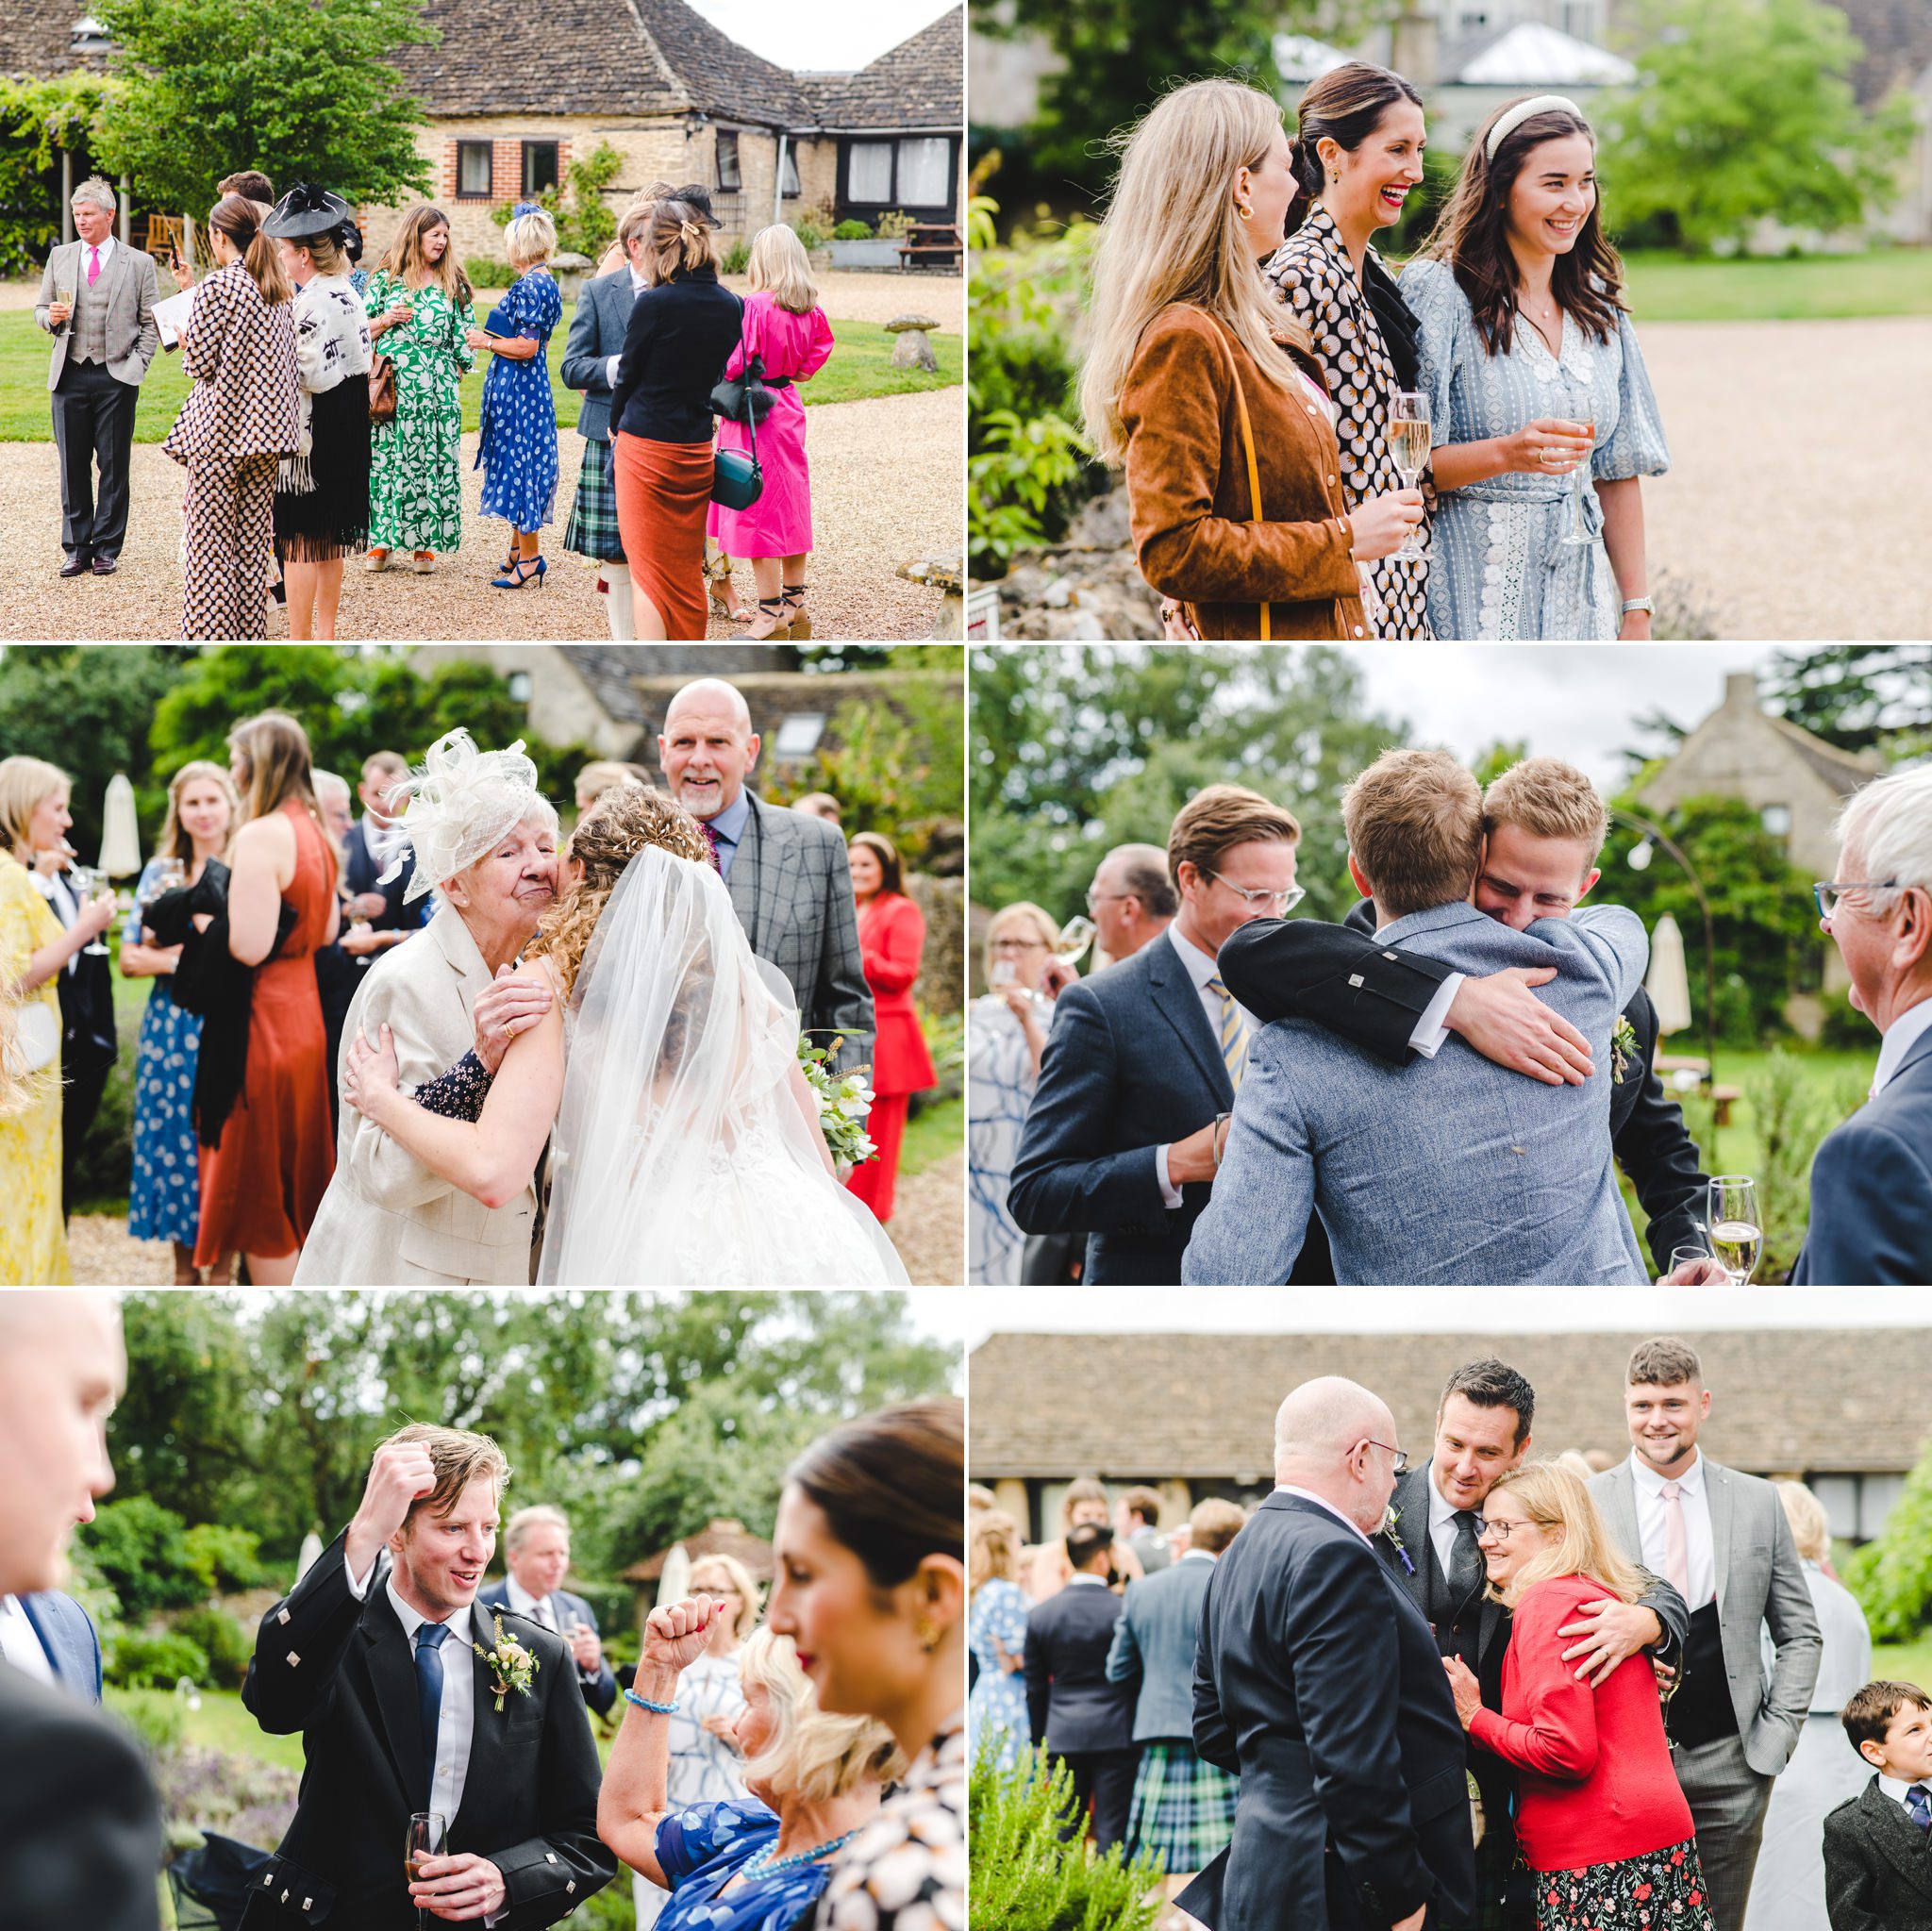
[66,1157,965,1284]
[1,391,960,641]
[1624,316,1932,639]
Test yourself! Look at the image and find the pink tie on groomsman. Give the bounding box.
[86,245,101,286]
[1660,1479,1690,1599]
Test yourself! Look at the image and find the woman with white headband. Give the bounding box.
[1401,95,1671,641]
[294,729,560,1284]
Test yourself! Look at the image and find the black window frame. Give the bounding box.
[521,140,559,200]
[455,140,493,201]
[838,134,958,220]
[716,129,742,191]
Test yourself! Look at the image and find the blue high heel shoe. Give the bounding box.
[491,555,546,590]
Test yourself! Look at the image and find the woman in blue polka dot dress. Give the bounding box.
[470,204,563,590]
[118,759,238,1283]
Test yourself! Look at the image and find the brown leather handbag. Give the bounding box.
[367,353,397,423]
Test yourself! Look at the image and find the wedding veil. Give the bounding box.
[535,846,908,1286]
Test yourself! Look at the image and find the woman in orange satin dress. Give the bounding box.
[194,710,339,1282]
[844,831,936,1226]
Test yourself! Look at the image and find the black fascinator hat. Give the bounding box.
[263,181,353,240]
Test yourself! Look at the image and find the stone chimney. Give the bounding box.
[1723,670,1758,712]
[1391,6,1441,87]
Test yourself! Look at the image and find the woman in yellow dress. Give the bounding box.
[0,757,118,1284]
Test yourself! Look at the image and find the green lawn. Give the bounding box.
[0,303,960,441]
[902,1092,962,1178]
[1874,1637,1932,1687]
[1619,248,1932,322]
[108,1683,307,1773]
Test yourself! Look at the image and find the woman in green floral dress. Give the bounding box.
[363,204,476,573]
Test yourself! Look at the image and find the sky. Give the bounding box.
[1350,642,1783,794]
[960,1287,1929,1352]
[683,0,955,72]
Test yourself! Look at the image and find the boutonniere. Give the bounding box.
[1380,1507,1416,1576]
[473,1615,539,1713]
[1610,1015,1639,1084]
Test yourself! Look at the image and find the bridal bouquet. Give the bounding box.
[798,1034,878,1168]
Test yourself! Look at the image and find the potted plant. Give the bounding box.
[829,212,906,270]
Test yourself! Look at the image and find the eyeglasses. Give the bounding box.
[1813,879,1899,923]
[1084,890,1133,911]
[990,937,1049,955]
[1202,872,1307,914]
[1474,1517,1531,1543]
[1362,1439,1408,1474]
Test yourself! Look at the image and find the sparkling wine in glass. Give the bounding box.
[1054,914,1096,971]
[1389,391,1430,562]
[406,1811,447,1931]
[71,866,112,956]
[1561,380,1597,546]
[1707,1177,1762,1284]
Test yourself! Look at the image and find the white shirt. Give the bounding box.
[504,1576,559,1631]
[40,869,82,976]
[1628,1448,1718,1611]
[1065,1573,1111,1589]
[0,1595,56,1686]
[1873,996,1932,1098]
[1426,1466,1477,1580]
[1878,1773,1931,1814]
[1179,1548,1217,1565]
[77,233,116,278]
[604,266,651,388]
[1272,1484,1374,1545]
[1155,924,1462,1207]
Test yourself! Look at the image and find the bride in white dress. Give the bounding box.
[341,784,906,1286]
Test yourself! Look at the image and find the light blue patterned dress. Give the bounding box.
[653,1795,834,1931]
[967,1577,1030,1772]
[1400,257,1671,640]
[476,267,562,531]
[125,856,205,1246]
[967,995,1037,1286]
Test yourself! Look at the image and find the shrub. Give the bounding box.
[173,1606,253,1689]
[721,237,752,275]
[874,209,915,241]
[833,220,872,241]
[182,1523,273,1595]
[110,1629,212,1690]
[466,256,517,288]
[110,1688,186,1757]
[970,1737,1163,1927]
[1848,1429,1932,1640]
[80,1496,205,1617]
[791,214,825,250]
[1817,989,1874,1053]
[151,1743,300,1855]
[567,1581,635,1644]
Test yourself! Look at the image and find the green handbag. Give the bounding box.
[711,304,765,510]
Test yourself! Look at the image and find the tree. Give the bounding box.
[94,0,435,216]
[1763,645,1932,759]
[0,75,112,275]
[1594,0,1913,253]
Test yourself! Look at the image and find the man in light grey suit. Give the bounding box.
[34,178,159,578]
[1590,1337,1821,1931]
[1183,748,1651,1286]
[658,676,873,1067]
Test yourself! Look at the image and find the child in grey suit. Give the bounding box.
[1824,1679,1932,1931]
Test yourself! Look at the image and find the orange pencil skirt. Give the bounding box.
[612,431,713,641]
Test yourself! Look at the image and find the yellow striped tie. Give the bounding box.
[1207,974,1249,1092]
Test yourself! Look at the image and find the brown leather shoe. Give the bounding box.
[60,552,91,576]
[92,554,118,575]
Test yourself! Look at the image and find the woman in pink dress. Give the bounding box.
[708,225,834,640]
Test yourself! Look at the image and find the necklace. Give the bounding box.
[737,1827,858,1881]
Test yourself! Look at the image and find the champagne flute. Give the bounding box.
[1707,1177,1762,1285]
[1560,375,1597,546]
[1053,914,1096,971]
[406,1811,448,1931]
[71,866,112,956]
[1388,390,1431,562]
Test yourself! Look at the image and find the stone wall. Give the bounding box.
[908,874,965,1017]
[991,485,1164,640]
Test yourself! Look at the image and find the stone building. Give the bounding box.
[969,1325,1932,1549]
[1837,0,1932,243]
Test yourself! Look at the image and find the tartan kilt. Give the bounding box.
[563,439,624,561]
[1126,1740,1237,1875]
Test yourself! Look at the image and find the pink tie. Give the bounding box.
[1660,1480,1690,1598]
[86,245,100,286]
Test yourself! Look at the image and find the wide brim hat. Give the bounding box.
[264,181,354,240]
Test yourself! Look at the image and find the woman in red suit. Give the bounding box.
[844,831,936,1224]
[194,710,339,1284]
[1444,1462,1716,1931]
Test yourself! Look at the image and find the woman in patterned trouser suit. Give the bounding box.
[164,193,300,640]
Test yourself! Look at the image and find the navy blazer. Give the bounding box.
[475,1580,618,1716]
[1105,1555,1216,1743]
[1792,1024,1932,1284]
[20,1590,103,1703]
[342,818,427,936]
[1185,1491,1476,1931]
[1024,1579,1133,1756]
[558,267,639,444]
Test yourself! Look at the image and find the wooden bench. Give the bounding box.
[897,224,961,268]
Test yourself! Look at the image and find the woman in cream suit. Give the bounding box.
[294,731,559,1284]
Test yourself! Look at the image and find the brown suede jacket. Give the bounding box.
[1122,303,1370,641]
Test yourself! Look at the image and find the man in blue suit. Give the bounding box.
[1009,784,1467,1286]
[2,1588,103,1703]
[478,1505,618,1715]
[1793,766,1932,1285]
[1185,750,1650,1286]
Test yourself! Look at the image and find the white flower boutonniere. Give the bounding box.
[1610,1015,1640,1084]
[1380,1506,1416,1577]
[474,1614,539,1713]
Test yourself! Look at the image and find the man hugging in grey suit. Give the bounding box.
[1183,747,1650,1286]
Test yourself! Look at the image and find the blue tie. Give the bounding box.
[1908,1785,1931,1832]
[415,1622,451,1800]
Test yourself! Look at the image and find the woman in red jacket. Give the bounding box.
[844,831,936,1224]
[1444,1462,1716,1931]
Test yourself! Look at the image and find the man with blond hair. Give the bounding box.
[1011,783,1445,1285]
[239,1424,615,1928]
[1186,749,1651,1284]
[1223,754,1710,1274]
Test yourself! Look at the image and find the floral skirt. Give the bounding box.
[1535,1838,1715,1931]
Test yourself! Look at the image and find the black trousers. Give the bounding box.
[1055,1747,1137,1854]
[52,358,139,558]
[60,1054,114,1220]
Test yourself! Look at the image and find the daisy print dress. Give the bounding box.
[475,267,563,531]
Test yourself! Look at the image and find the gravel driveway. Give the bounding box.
[2,391,961,641]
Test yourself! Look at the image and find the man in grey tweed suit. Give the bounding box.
[658,677,873,1067]
[1591,1336,1822,1931]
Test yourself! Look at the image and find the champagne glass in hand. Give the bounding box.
[1707,1177,1762,1285]
[406,1811,447,1931]
[1560,375,1597,546]
[1389,391,1431,561]
[1053,915,1095,972]
[71,867,112,956]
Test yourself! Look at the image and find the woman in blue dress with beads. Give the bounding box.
[599,1599,901,1931]
[118,758,238,1283]
[469,204,563,591]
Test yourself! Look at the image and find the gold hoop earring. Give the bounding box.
[1235,199,1253,222]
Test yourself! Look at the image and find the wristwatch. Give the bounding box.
[1621,596,1655,616]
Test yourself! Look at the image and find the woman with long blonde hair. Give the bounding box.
[1443,1462,1716,1931]
[708,224,835,640]
[1080,77,1422,640]
[363,203,478,574]
[119,758,239,1282]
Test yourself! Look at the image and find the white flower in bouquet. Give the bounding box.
[797,1034,879,1167]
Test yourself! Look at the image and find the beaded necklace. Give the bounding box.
[735,1826,858,1882]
